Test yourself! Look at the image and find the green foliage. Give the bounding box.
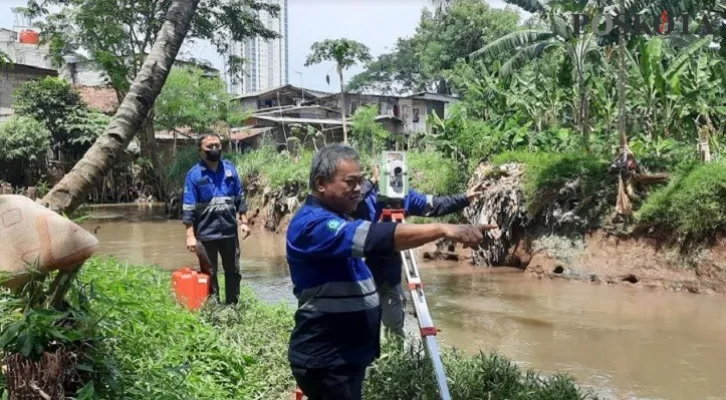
[11,76,110,161]
[232,145,314,190]
[349,105,390,154]
[305,38,372,71]
[492,151,611,222]
[637,160,726,242]
[349,0,521,94]
[408,150,464,195]
[364,342,592,400]
[28,0,281,94]
[59,257,293,399]
[0,266,94,362]
[0,116,51,162]
[155,67,236,134]
[12,77,84,146]
[64,109,113,148]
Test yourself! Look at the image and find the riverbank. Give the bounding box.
[230,147,726,297]
[0,257,594,399]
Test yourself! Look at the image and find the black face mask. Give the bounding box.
[205,149,221,162]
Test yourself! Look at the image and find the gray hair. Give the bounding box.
[309,144,360,191]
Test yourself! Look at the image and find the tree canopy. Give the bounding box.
[347,0,521,95]
[27,0,280,95]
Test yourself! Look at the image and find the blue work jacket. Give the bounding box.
[286,195,397,369]
[182,159,247,241]
[351,180,470,285]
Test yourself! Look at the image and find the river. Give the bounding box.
[80,204,726,400]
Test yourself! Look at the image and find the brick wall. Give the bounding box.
[0,66,57,109]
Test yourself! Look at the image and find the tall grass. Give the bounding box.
[637,159,726,242]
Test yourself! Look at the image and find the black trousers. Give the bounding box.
[291,364,367,400]
[199,236,241,305]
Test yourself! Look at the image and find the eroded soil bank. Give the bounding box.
[238,164,726,296]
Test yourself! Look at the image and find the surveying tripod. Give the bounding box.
[379,207,452,400]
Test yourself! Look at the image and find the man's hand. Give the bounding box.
[371,162,380,185]
[441,224,498,249]
[466,182,488,203]
[186,235,197,252]
[239,222,251,240]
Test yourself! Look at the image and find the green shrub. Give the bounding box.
[0,116,51,162]
[231,145,314,189]
[491,151,612,220]
[637,160,726,242]
[365,342,592,400]
[408,150,465,196]
[67,257,295,399]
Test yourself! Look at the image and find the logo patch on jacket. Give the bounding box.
[326,219,343,232]
[225,169,233,178]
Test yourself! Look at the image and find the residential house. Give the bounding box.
[232,84,332,112]
[302,91,459,135]
[0,63,58,121]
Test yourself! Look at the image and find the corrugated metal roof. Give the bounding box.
[232,84,332,100]
[253,115,348,125]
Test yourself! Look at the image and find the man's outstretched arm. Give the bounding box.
[289,217,497,259]
[404,183,487,217]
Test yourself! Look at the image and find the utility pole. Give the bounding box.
[295,70,304,102]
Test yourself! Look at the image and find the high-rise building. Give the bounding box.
[226,0,288,95]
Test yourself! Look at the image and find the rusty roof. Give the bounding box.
[73,85,118,114]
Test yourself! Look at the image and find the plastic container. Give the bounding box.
[18,30,40,45]
[171,267,211,310]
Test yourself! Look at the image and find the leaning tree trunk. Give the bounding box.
[337,65,348,145]
[40,0,201,215]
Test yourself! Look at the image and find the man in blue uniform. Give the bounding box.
[182,133,250,305]
[286,144,496,400]
[352,164,486,338]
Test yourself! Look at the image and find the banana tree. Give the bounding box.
[469,0,602,150]
[678,51,726,162]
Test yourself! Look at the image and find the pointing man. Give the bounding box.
[286,144,496,400]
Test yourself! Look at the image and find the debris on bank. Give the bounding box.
[463,162,530,266]
[457,160,726,295]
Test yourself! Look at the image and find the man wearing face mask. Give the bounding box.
[182,134,250,305]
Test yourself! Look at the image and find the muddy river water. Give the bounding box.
[80,204,726,400]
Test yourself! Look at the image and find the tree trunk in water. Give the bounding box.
[40,0,201,215]
[337,65,348,145]
[140,109,159,169]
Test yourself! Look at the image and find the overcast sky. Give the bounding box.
[0,0,513,92]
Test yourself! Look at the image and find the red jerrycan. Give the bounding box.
[171,267,211,310]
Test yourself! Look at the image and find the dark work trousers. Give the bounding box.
[291,364,367,400]
[199,236,241,305]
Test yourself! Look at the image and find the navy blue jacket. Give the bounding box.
[286,196,397,368]
[351,180,470,285]
[182,159,247,241]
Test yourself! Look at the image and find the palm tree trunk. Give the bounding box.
[337,64,348,145]
[40,0,201,215]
